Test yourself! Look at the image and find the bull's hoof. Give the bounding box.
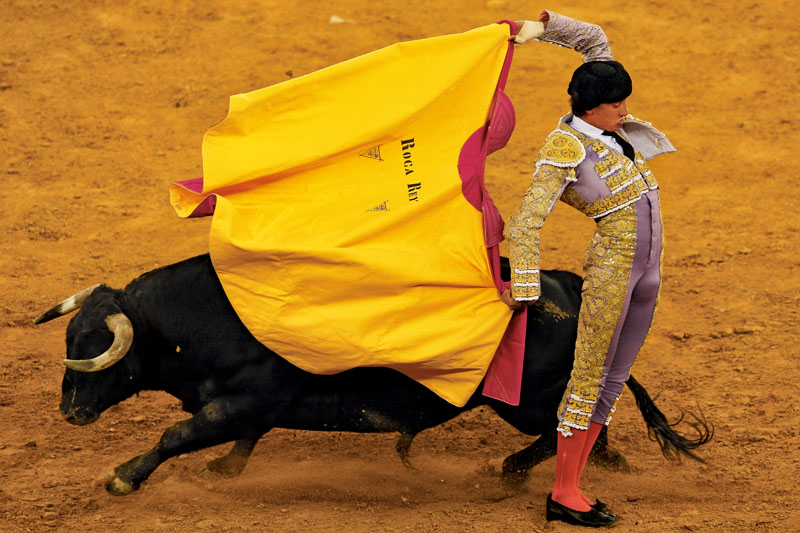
[106,474,136,496]
[501,453,532,490]
[400,457,417,471]
[500,467,529,490]
[204,456,246,478]
[589,447,631,473]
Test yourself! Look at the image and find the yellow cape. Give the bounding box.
[171,23,514,406]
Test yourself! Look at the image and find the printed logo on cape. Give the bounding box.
[401,138,421,202]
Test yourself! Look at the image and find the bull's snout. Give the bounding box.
[61,407,100,426]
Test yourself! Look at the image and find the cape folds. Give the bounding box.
[170,22,524,407]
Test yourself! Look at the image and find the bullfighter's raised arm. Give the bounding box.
[514,10,613,62]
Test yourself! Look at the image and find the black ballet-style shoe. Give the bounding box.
[592,499,617,520]
[546,493,618,528]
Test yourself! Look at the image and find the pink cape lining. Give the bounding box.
[456,21,526,405]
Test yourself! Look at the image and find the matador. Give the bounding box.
[504,9,676,528]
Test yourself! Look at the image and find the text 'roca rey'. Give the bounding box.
[401,138,421,202]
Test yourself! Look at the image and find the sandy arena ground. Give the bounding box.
[2,1,799,531]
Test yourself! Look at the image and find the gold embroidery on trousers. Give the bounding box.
[557,204,638,436]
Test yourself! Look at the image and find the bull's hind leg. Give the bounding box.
[588,424,630,472]
[501,426,629,489]
[501,432,557,488]
[204,436,261,478]
[107,397,261,495]
[395,431,417,469]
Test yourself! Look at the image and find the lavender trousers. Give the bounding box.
[591,189,662,425]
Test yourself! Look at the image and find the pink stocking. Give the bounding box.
[575,422,604,506]
[552,429,591,511]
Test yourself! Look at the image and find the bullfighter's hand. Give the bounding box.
[498,289,526,310]
[537,10,549,24]
[510,20,545,43]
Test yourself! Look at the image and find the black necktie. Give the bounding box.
[604,130,635,161]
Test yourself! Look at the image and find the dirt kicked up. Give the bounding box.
[2,0,799,531]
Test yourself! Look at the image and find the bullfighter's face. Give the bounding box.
[583,99,628,132]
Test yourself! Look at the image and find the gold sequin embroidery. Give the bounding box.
[505,162,573,301]
[593,158,622,180]
[561,172,650,219]
[538,130,586,168]
[635,157,658,188]
[590,141,609,158]
[603,161,639,193]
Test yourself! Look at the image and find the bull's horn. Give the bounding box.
[34,284,103,324]
[63,313,134,372]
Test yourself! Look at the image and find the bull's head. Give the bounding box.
[35,285,137,425]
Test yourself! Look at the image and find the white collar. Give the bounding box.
[568,114,606,140]
[564,113,627,157]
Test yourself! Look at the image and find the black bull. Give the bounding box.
[35,254,710,496]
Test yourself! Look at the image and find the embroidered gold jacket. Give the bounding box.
[504,115,675,301]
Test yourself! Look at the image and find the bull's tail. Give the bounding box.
[627,375,713,462]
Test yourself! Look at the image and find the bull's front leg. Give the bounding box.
[107,397,259,495]
[203,436,261,478]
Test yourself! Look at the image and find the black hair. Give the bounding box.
[568,61,632,116]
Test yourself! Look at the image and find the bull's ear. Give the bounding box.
[34,284,103,324]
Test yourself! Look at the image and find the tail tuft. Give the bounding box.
[627,375,713,462]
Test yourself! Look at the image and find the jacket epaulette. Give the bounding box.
[536,129,586,169]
